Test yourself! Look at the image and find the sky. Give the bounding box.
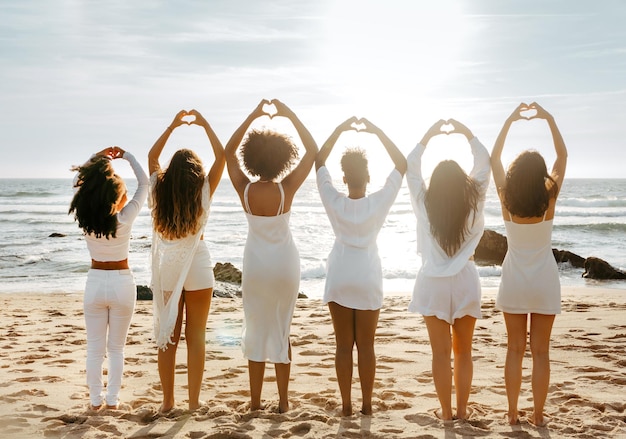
[1,0,625,180]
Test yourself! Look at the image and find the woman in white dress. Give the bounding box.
[491,102,567,427]
[407,119,490,421]
[149,109,225,412]
[316,116,406,416]
[225,99,318,413]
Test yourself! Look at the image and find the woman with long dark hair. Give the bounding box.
[491,102,567,427]
[69,146,149,410]
[225,99,318,413]
[149,109,225,412]
[407,119,490,421]
[316,116,406,416]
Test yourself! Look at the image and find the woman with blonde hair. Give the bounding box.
[491,102,567,427]
[69,146,149,410]
[407,119,490,421]
[149,109,225,412]
[225,98,318,413]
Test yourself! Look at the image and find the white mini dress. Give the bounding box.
[496,218,561,315]
[317,166,403,310]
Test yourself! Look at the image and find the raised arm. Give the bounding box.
[406,120,447,201]
[274,99,319,194]
[188,109,225,197]
[148,110,188,175]
[360,118,407,175]
[531,102,568,196]
[491,103,527,194]
[224,99,269,196]
[447,119,490,185]
[316,117,358,171]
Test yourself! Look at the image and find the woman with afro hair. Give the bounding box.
[225,99,318,413]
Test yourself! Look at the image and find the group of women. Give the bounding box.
[69,99,567,427]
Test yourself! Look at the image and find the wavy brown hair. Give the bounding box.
[152,149,206,240]
[425,160,481,257]
[69,156,124,239]
[341,148,369,188]
[240,129,298,180]
[504,150,558,218]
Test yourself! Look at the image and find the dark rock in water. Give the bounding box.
[552,249,585,268]
[49,233,66,238]
[583,257,626,280]
[475,230,508,265]
[298,292,308,299]
[213,262,242,284]
[136,285,153,300]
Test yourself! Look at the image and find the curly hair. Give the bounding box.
[425,160,481,257]
[340,148,369,188]
[503,150,558,218]
[240,129,298,180]
[152,149,206,240]
[69,156,124,239]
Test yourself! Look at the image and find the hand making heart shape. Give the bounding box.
[518,102,538,120]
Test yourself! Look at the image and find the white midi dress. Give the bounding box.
[241,182,300,364]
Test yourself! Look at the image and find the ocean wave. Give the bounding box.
[0,191,59,198]
[559,197,626,208]
[556,210,626,218]
[554,223,626,233]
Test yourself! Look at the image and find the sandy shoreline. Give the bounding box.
[0,287,625,438]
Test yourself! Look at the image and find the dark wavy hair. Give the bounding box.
[425,160,481,257]
[341,148,369,188]
[240,129,298,180]
[504,150,558,218]
[152,149,206,240]
[69,156,124,239]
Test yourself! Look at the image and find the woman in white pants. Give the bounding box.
[69,146,149,410]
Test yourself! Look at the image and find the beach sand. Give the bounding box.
[1,287,625,438]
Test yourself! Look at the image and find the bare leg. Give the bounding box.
[529,313,555,427]
[354,308,380,415]
[158,296,184,412]
[423,316,453,420]
[248,360,265,411]
[503,313,528,425]
[328,302,356,416]
[451,316,476,420]
[274,344,292,413]
[183,288,212,410]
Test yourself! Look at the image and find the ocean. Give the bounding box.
[1,177,625,297]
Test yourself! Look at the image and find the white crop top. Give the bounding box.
[78,152,149,262]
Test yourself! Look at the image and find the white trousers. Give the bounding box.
[83,269,136,407]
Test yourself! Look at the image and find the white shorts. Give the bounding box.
[408,260,481,324]
[183,240,215,291]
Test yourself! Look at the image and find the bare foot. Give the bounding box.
[457,406,473,420]
[250,402,265,412]
[278,401,289,414]
[189,400,205,411]
[434,408,456,422]
[360,405,373,416]
[529,413,551,427]
[505,411,520,425]
[159,402,175,414]
[89,405,102,412]
[105,404,118,410]
[341,404,353,417]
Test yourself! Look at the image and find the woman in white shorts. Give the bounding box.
[407,119,490,421]
[149,109,225,412]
